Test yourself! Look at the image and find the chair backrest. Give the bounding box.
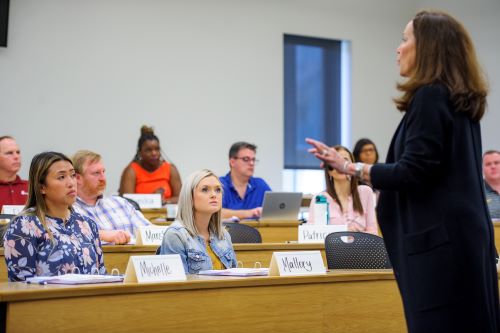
[121,196,141,211]
[224,222,262,243]
[324,232,392,269]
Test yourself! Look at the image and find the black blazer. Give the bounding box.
[371,84,500,333]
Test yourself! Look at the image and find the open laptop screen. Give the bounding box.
[260,192,302,221]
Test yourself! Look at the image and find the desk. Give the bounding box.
[1,243,325,281]
[493,222,500,251]
[0,270,405,332]
[141,208,167,221]
[152,220,301,243]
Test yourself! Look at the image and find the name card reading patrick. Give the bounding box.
[124,255,186,283]
[135,226,168,245]
[298,225,347,244]
[269,251,326,276]
[123,193,162,209]
[1,205,24,215]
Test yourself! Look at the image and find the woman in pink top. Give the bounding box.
[308,145,378,235]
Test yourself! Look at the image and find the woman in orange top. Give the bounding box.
[119,126,182,204]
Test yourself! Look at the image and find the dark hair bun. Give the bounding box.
[140,125,155,136]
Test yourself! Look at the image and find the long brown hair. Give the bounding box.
[394,10,488,121]
[23,152,73,240]
[325,146,364,215]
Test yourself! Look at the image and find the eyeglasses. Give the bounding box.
[233,156,259,164]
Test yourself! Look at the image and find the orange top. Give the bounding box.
[130,161,172,199]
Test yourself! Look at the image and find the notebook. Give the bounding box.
[260,192,302,221]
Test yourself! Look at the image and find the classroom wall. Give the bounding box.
[0,0,497,193]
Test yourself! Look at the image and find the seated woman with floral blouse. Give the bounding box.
[3,151,105,281]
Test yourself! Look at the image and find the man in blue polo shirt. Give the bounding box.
[220,142,271,220]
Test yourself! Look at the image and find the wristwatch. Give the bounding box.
[354,162,365,179]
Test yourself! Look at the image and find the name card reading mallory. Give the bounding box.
[123,193,162,209]
[298,225,347,244]
[135,226,169,246]
[124,255,186,283]
[269,251,326,276]
[1,205,24,215]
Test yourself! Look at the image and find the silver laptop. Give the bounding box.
[260,192,302,221]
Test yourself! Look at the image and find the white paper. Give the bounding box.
[1,205,24,215]
[198,268,269,276]
[298,225,347,243]
[269,251,326,276]
[124,255,186,283]
[26,274,123,285]
[123,193,162,209]
[135,226,168,245]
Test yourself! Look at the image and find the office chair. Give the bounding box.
[223,222,262,243]
[324,231,392,269]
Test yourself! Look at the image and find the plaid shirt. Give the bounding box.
[485,181,500,220]
[73,195,151,236]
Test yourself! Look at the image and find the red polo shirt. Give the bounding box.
[0,175,28,211]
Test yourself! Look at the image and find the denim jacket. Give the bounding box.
[160,221,237,274]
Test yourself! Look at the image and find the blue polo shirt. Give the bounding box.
[220,172,272,210]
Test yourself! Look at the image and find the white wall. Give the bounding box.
[1,0,497,194]
[414,0,500,151]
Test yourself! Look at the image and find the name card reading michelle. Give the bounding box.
[298,225,347,244]
[124,255,186,283]
[135,226,169,246]
[269,251,326,276]
[1,205,24,215]
[123,193,162,209]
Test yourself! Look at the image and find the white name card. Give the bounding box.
[135,226,168,246]
[269,251,326,276]
[298,225,347,244]
[124,255,186,283]
[123,193,162,209]
[1,205,24,215]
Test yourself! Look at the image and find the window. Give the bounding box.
[283,34,351,193]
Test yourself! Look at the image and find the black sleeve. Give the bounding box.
[371,85,453,191]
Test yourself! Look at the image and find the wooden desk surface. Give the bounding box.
[0,243,325,281]
[0,270,405,332]
[151,220,301,243]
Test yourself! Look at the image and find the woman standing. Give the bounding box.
[3,152,105,281]
[307,11,499,333]
[160,169,237,274]
[308,145,377,235]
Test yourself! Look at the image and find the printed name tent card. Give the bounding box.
[1,205,24,215]
[269,251,326,276]
[298,225,347,244]
[123,193,162,209]
[124,255,186,283]
[135,226,168,246]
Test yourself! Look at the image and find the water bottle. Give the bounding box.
[314,194,329,225]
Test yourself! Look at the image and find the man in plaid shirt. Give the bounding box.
[72,150,152,244]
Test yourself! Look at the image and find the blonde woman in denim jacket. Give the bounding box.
[160,169,237,274]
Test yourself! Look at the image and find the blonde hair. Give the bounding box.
[72,150,101,175]
[23,152,74,241]
[176,169,225,239]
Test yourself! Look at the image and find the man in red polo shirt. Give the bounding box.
[0,136,28,211]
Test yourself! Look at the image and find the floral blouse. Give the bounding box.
[3,209,106,281]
